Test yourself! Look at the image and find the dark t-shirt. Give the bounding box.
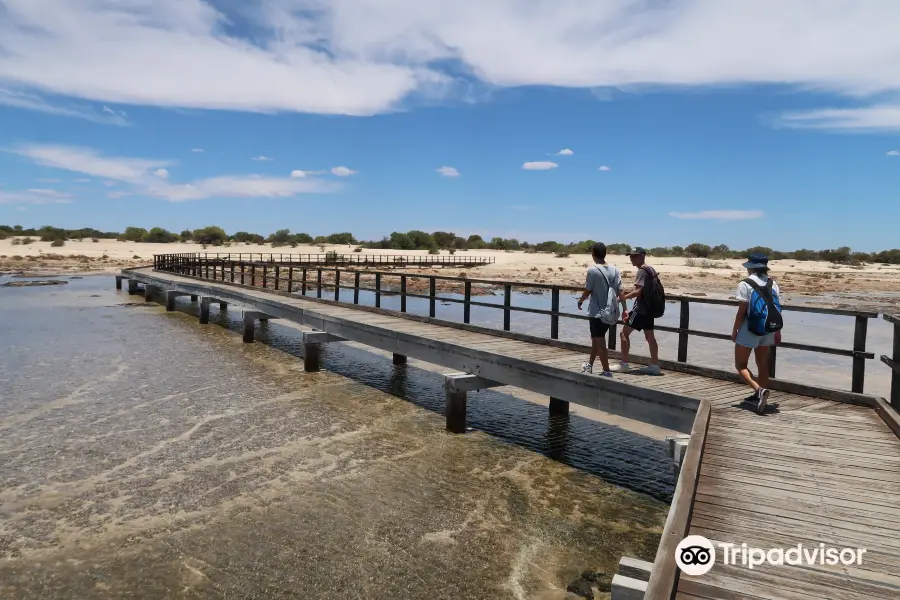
[633,265,657,314]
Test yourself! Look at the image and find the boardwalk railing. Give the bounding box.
[153,254,879,395]
[154,252,495,268]
[883,314,900,409]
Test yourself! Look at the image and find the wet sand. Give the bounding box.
[0,278,671,599]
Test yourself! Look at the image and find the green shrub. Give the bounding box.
[50,239,64,247]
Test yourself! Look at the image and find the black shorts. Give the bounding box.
[626,310,655,332]
[589,319,611,339]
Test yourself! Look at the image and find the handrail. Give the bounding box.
[644,401,711,599]
[151,254,881,394]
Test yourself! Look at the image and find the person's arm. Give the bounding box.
[732,303,748,342]
[622,284,643,301]
[577,270,593,310]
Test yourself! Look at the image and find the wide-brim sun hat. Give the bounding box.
[742,253,769,269]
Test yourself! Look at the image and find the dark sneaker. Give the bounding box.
[756,388,770,414]
[743,392,758,405]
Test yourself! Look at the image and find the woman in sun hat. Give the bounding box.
[731,252,782,415]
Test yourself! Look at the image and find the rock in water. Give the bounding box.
[2,280,68,287]
[566,577,594,599]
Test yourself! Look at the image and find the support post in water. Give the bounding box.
[165,290,189,312]
[549,397,569,416]
[219,302,228,310]
[199,297,211,324]
[127,279,140,295]
[242,311,272,343]
[442,373,503,433]
[190,295,198,302]
[300,331,341,372]
[144,284,158,303]
[115,275,125,290]
[393,353,407,366]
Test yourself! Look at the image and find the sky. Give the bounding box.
[0,0,899,251]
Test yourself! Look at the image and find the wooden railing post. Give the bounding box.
[852,315,868,393]
[240,263,246,285]
[375,273,382,308]
[262,264,268,288]
[334,269,341,302]
[429,277,436,318]
[550,287,560,339]
[400,275,407,312]
[316,269,323,298]
[769,346,777,378]
[301,268,307,295]
[678,299,690,362]
[464,281,472,324]
[354,272,361,304]
[608,324,617,350]
[251,265,257,287]
[890,316,900,409]
[503,284,512,331]
[287,267,293,292]
[230,263,235,283]
[273,265,280,290]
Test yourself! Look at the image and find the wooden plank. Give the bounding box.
[644,402,712,599]
[709,415,897,439]
[703,425,900,453]
[704,432,900,466]
[702,439,900,476]
[692,501,900,551]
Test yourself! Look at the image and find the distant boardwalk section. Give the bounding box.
[155,252,496,271]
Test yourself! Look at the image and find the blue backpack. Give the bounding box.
[744,278,783,335]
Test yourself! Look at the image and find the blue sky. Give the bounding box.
[1,0,899,250]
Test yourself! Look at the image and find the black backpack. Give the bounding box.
[641,266,666,318]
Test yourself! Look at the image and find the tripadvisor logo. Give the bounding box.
[675,536,867,575]
[675,535,716,576]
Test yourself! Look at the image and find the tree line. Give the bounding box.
[2,224,899,264]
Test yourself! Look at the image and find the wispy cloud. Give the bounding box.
[331,166,357,177]
[8,144,339,202]
[774,105,900,132]
[252,155,274,161]
[598,165,612,171]
[0,188,73,205]
[523,161,558,171]
[0,88,129,126]
[191,148,205,153]
[3,1,899,125]
[669,210,764,222]
[888,150,900,156]
[436,166,460,177]
[554,149,574,156]
[290,170,306,178]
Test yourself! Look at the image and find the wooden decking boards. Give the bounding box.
[120,267,900,600]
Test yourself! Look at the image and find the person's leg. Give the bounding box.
[619,325,634,365]
[645,329,659,365]
[754,346,771,389]
[595,339,611,373]
[734,344,758,391]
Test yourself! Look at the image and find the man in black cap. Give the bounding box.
[612,247,661,374]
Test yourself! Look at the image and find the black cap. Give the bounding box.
[627,247,647,256]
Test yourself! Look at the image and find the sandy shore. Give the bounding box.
[3,238,900,309]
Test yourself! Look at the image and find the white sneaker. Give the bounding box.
[609,362,630,372]
[635,364,662,375]
[581,362,593,374]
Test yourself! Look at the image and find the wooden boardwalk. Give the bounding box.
[120,267,900,600]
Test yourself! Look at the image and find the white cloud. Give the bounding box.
[598,165,612,171]
[523,161,557,170]
[0,188,73,205]
[331,166,357,177]
[669,210,764,221]
[290,170,306,178]
[0,87,128,125]
[774,105,900,131]
[888,150,900,156]
[252,155,274,161]
[436,166,460,177]
[554,149,574,156]
[8,143,339,202]
[191,148,205,153]
[2,1,900,126]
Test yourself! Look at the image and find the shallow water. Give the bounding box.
[0,276,671,599]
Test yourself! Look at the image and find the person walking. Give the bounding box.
[612,248,661,374]
[732,252,782,414]
[577,242,625,377]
